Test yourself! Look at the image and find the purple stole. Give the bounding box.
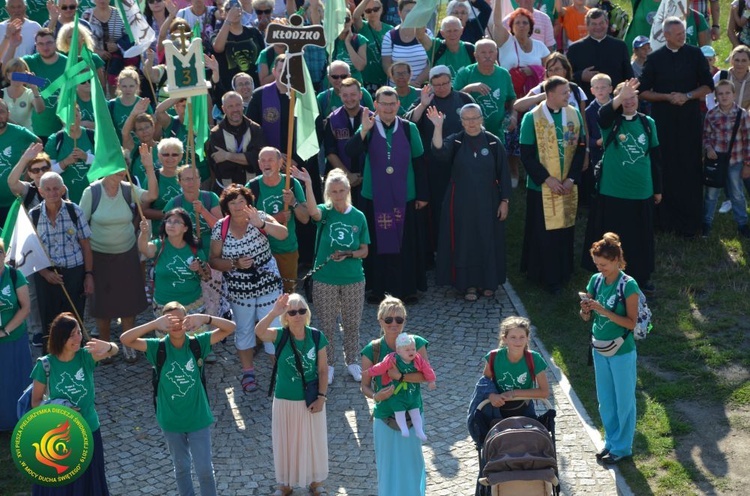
[329,106,360,170]
[261,83,282,148]
[369,118,410,254]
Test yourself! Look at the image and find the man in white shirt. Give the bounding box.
[0,0,42,60]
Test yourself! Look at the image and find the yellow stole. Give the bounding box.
[531,104,579,230]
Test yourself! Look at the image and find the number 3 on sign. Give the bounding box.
[182,69,192,86]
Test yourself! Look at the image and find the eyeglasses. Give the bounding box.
[382,316,404,324]
[255,8,272,14]
[287,308,308,316]
[147,0,162,4]
[29,165,51,174]
[60,4,78,10]
[164,219,185,225]
[329,74,348,80]
[161,152,181,157]
[364,6,381,13]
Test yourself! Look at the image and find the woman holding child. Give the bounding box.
[360,296,431,496]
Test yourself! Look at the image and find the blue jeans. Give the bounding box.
[163,427,217,496]
[593,349,637,457]
[704,162,748,227]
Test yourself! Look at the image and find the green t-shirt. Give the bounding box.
[0,266,27,343]
[129,146,162,190]
[0,124,38,206]
[316,87,375,118]
[600,115,659,200]
[360,335,429,419]
[31,349,100,431]
[359,20,394,89]
[586,272,638,355]
[248,174,305,254]
[77,97,94,124]
[359,120,424,200]
[483,348,548,392]
[519,107,585,192]
[685,9,709,47]
[311,205,370,285]
[151,239,207,306]
[271,327,329,401]
[163,191,221,250]
[145,333,214,432]
[22,53,67,138]
[162,116,210,181]
[625,0,660,55]
[144,172,182,234]
[44,130,94,204]
[433,39,474,79]
[24,1,50,25]
[110,96,154,143]
[397,87,420,117]
[331,34,369,83]
[454,64,516,136]
[256,45,278,71]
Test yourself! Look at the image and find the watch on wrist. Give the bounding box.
[686,92,693,100]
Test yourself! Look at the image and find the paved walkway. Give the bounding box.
[46,275,629,495]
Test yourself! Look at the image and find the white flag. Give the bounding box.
[8,206,52,277]
[116,0,156,58]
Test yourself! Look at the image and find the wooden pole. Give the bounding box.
[123,166,146,221]
[283,90,296,213]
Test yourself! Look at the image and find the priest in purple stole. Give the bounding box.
[345,87,429,304]
[247,54,322,265]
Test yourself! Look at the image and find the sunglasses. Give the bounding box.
[287,308,308,316]
[255,8,272,14]
[147,0,162,4]
[382,316,404,324]
[161,152,181,157]
[364,6,381,13]
[329,74,348,80]
[29,165,51,174]
[60,4,78,10]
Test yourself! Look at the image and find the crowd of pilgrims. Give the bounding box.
[1,0,750,492]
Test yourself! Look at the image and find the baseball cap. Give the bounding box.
[701,45,717,58]
[429,65,452,81]
[632,36,650,49]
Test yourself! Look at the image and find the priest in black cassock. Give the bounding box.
[639,17,713,238]
[429,103,511,301]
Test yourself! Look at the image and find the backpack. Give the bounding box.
[152,337,206,411]
[16,357,50,418]
[30,201,79,228]
[592,273,653,340]
[23,184,42,209]
[54,128,95,157]
[605,2,629,40]
[594,112,652,193]
[88,180,139,224]
[432,40,476,66]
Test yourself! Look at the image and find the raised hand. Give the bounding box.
[426,106,444,127]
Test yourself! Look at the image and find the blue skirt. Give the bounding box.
[373,416,426,496]
[32,428,110,496]
[0,336,32,431]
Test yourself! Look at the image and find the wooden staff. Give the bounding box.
[124,164,146,221]
[283,90,296,213]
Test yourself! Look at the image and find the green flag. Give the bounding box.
[294,58,319,161]
[54,14,94,133]
[401,0,440,28]
[1,197,22,248]
[82,46,127,182]
[323,0,347,62]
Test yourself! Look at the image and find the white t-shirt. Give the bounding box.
[497,36,550,70]
[0,19,42,58]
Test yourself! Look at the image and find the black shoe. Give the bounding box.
[595,448,610,460]
[600,452,628,465]
[739,225,750,239]
[702,223,711,239]
[32,333,43,348]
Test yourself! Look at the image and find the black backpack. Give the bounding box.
[152,337,206,411]
[29,201,79,228]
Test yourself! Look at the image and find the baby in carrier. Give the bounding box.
[367,333,436,440]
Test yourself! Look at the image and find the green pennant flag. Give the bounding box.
[190,23,208,161]
[323,0,347,62]
[1,197,22,248]
[294,58,319,161]
[55,14,94,133]
[82,46,127,182]
[401,0,440,28]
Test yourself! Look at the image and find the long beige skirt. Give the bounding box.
[272,397,329,487]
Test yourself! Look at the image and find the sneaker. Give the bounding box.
[327,366,334,385]
[702,223,712,238]
[719,200,732,214]
[347,364,362,382]
[122,345,138,363]
[739,225,750,239]
[32,333,43,348]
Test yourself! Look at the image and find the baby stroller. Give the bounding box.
[468,395,559,496]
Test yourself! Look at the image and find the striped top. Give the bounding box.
[382,27,432,84]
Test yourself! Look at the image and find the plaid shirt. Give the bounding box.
[703,103,750,166]
[35,202,91,269]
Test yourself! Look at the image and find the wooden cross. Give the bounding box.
[265,14,325,94]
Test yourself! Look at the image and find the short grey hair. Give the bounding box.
[460,103,482,119]
[221,90,243,106]
[663,16,685,32]
[158,137,184,155]
[39,171,64,189]
[446,0,474,19]
[475,38,498,52]
[440,15,462,30]
[328,60,350,75]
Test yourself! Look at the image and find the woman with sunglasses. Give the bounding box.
[328,9,368,84]
[140,138,185,234]
[8,143,52,210]
[353,0,393,92]
[145,0,170,59]
[256,293,329,496]
[360,296,430,496]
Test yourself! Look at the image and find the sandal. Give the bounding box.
[309,483,327,495]
[464,288,478,302]
[482,289,495,298]
[273,485,293,496]
[240,371,258,393]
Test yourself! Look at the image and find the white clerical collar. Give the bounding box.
[375,115,398,138]
[591,35,606,42]
[622,113,637,120]
[542,104,566,125]
[666,44,681,53]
